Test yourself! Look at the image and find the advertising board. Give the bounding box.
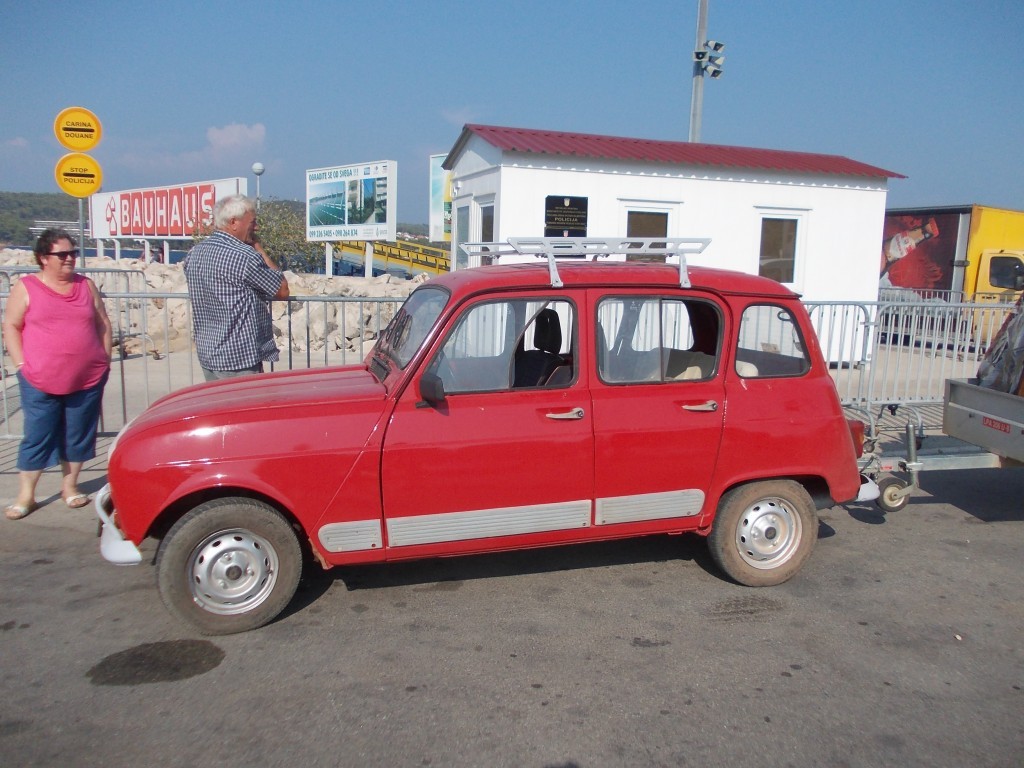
[306,161,396,242]
[89,178,247,239]
[429,154,451,243]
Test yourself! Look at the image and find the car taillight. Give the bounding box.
[846,418,866,458]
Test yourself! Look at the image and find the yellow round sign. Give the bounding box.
[54,152,103,197]
[54,106,102,152]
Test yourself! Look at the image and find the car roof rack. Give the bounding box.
[461,237,711,289]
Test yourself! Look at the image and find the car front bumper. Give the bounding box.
[94,483,142,565]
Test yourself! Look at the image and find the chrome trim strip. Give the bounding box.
[387,500,591,547]
[595,489,704,525]
[318,519,384,553]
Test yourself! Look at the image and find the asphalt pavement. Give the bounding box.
[0,433,1022,767]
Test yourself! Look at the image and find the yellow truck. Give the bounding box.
[880,205,1024,344]
[881,204,1024,302]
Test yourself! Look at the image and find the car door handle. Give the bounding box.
[546,407,585,420]
[681,400,718,412]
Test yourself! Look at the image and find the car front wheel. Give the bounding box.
[156,498,302,635]
[707,480,817,587]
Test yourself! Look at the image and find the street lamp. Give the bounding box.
[251,161,265,210]
[688,0,725,142]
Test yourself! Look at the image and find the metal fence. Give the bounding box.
[0,268,1016,441]
[0,270,403,438]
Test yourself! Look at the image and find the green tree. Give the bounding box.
[254,198,324,273]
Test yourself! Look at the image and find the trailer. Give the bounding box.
[862,293,1024,512]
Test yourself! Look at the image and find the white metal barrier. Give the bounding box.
[0,286,403,439]
[0,279,1015,440]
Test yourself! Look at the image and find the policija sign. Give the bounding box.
[54,106,103,198]
[544,195,588,237]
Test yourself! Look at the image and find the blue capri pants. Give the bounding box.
[17,370,109,471]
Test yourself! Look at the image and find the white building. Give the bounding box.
[442,124,903,304]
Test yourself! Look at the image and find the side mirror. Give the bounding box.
[419,372,446,404]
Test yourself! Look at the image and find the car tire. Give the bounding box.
[156,498,302,635]
[707,480,817,587]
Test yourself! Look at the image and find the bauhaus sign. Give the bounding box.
[89,178,246,239]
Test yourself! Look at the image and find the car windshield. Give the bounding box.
[375,286,449,369]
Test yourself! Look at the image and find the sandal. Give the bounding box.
[63,493,90,509]
[5,502,36,520]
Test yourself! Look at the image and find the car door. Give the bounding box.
[588,291,726,530]
[380,295,595,557]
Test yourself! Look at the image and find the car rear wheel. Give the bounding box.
[708,480,817,587]
[156,498,302,635]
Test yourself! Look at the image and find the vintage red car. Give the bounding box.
[96,238,871,634]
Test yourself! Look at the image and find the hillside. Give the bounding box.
[0,192,78,246]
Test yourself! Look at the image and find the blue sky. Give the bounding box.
[2,0,1022,223]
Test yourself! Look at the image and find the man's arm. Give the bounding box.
[253,241,290,300]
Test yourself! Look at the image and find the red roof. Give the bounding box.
[444,124,904,179]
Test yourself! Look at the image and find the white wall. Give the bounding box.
[449,136,890,305]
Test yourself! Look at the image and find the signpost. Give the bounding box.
[53,106,102,258]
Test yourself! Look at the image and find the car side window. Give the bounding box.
[597,297,720,384]
[429,298,576,394]
[735,304,810,378]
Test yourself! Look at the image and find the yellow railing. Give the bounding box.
[334,240,450,275]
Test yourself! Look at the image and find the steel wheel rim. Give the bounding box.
[186,528,280,615]
[734,496,802,570]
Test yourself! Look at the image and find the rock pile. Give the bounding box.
[0,248,424,359]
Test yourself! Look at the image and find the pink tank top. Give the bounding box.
[21,274,109,395]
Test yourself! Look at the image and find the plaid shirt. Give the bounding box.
[184,230,284,371]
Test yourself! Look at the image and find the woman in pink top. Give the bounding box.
[2,229,112,519]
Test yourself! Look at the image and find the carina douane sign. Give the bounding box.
[88,178,247,239]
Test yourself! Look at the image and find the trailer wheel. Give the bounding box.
[876,476,909,513]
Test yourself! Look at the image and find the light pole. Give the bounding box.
[688,0,725,142]
[251,161,265,210]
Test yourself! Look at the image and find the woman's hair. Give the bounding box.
[33,228,76,268]
[213,194,256,229]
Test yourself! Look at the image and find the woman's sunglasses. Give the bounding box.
[48,249,79,260]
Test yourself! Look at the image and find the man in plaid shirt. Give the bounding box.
[184,195,290,381]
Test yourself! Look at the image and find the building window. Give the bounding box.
[627,211,668,238]
[480,205,494,242]
[454,204,470,269]
[758,218,797,283]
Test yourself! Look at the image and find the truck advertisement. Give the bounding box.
[880,205,1024,302]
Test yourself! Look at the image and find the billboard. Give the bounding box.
[306,160,396,242]
[89,178,247,239]
[429,154,452,242]
[880,211,961,293]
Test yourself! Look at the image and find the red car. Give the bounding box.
[96,239,871,634]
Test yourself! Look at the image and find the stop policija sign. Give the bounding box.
[55,152,103,197]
